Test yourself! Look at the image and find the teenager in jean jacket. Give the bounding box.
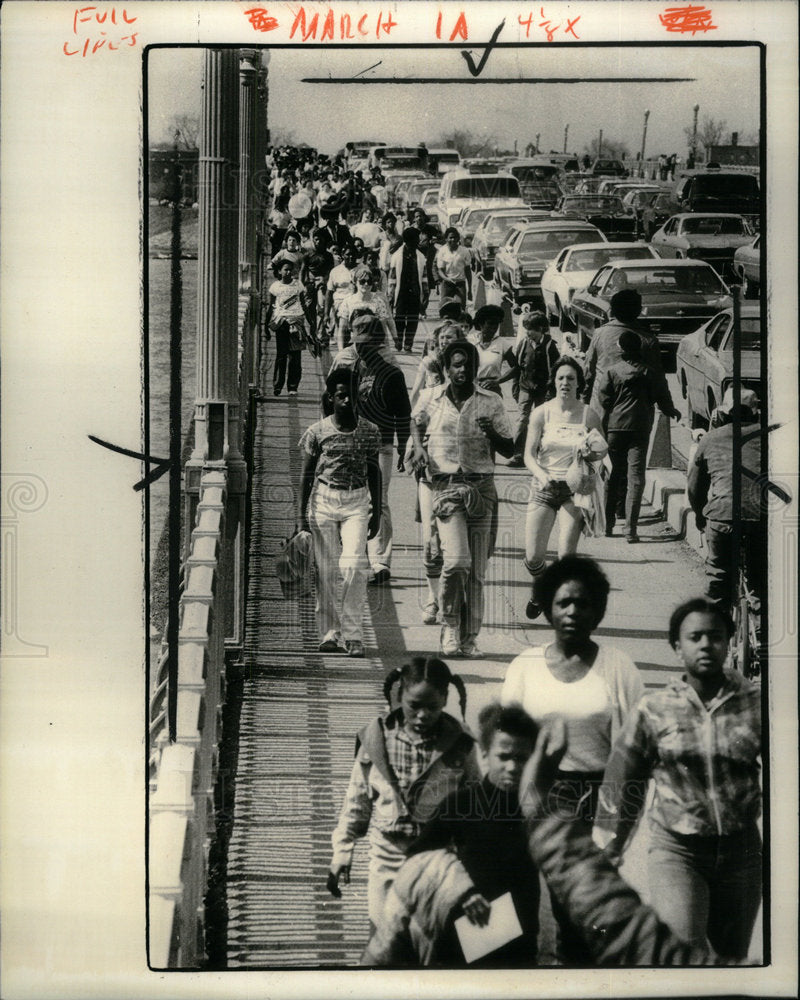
[329,657,478,931]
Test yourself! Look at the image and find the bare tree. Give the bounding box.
[170,114,200,150]
[435,128,498,158]
[584,137,630,161]
[683,116,727,157]
[269,126,299,148]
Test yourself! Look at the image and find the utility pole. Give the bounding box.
[641,110,650,162]
[597,128,603,158]
[535,132,540,153]
[563,124,569,153]
[691,104,699,163]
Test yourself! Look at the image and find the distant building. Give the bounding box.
[707,144,759,167]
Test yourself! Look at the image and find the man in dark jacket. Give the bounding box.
[598,329,681,540]
[353,315,412,585]
[687,387,763,612]
[508,311,559,467]
[583,288,674,416]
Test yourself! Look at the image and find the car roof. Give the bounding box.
[605,258,718,269]
[669,212,747,220]
[512,220,602,230]
[564,241,654,252]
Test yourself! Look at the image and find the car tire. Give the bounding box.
[687,396,706,431]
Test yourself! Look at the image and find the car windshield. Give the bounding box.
[567,246,653,271]
[462,209,490,229]
[564,197,626,213]
[693,175,759,198]
[722,317,761,350]
[384,156,424,170]
[681,216,748,235]
[606,265,728,295]
[486,214,535,236]
[519,230,604,253]
[450,176,521,198]
[510,165,560,181]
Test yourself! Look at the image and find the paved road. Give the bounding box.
[223,299,761,968]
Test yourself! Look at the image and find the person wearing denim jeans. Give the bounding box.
[597,329,680,541]
[596,598,762,962]
[298,369,382,657]
[410,340,514,657]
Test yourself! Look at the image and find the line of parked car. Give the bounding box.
[374,147,763,430]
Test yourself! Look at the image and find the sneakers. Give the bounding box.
[318,630,344,653]
[345,639,365,658]
[422,601,439,625]
[369,568,391,586]
[287,389,298,397]
[460,637,482,659]
[440,624,461,657]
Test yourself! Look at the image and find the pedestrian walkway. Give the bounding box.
[224,316,712,968]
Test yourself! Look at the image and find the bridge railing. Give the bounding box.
[148,467,230,967]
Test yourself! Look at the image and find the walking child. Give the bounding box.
[329,657,479,931]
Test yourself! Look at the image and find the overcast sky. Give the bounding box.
[148,45,760,158]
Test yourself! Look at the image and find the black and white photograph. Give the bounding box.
[1,2,798,998]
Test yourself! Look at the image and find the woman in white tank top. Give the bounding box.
[501,555,644,962]
[523,356,606,620]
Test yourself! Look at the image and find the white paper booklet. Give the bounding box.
[454,892,523,964]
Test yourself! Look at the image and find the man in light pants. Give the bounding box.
[410,340,514,658]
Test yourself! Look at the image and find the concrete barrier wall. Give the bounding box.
[148,469,229,968]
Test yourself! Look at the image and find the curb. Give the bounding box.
[643,467,704,556]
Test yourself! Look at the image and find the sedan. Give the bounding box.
[676,303,762,427]
[733,235,761,298]
[551,194,637,241]
[453,205,491,247]
[399,178,441,214]
[493,221,607,304]
[590,158,628,177]
[471,208,550,279]
[641,191,682,241]
[621,186,663,236]
[650,213,753,279]
[570,259,732,371]
[541,241,659,331]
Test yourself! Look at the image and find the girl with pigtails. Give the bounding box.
[328,657,479,931]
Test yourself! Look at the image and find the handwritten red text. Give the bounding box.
[436,11,469,41]
[63,6,138,55]
[245,8,279,32]
[518,8,581,41]
[659,5,717,33]
[288,7,397,41]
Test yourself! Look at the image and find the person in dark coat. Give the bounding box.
[597,329,680,541]
[508,311,559,466]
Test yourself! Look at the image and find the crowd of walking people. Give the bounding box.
[265,145,763,968]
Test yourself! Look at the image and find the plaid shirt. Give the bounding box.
[597,670,761,845]
[386,722,439,837]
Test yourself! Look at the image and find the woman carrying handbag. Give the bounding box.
[522,356,607,621]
